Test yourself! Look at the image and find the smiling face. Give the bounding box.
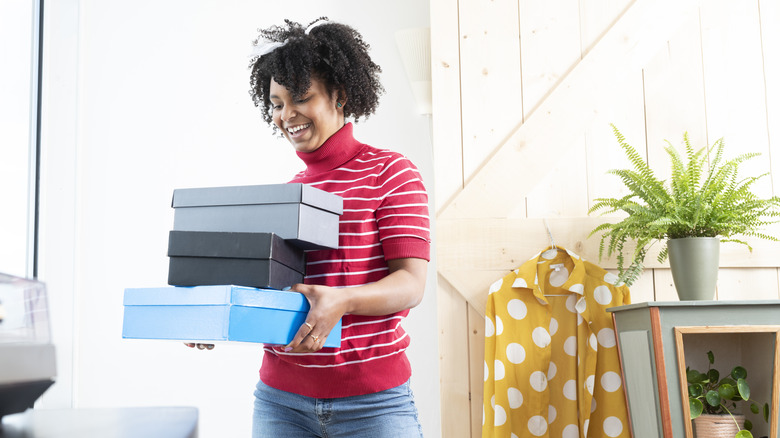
[270,76,345,153]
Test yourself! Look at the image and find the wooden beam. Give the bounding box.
[436,278,473,438]
[430,0,464,214]
[437,218,780,314]
[437,0,702,219]
[437,218,780,270]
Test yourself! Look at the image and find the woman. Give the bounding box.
[248,17,431,437]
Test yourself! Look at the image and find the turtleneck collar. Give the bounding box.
[295,123,363,176]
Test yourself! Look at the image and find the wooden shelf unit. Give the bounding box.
[608,301,780,438]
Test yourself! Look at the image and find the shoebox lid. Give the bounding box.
[171,183,343,215]
[123,285,306,312]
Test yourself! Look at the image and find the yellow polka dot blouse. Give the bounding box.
[482,247,631,438]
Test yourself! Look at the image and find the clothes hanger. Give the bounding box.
[542,218,570,297]
[543,218,557,250]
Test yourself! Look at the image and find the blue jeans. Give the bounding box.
[252,379,424,438]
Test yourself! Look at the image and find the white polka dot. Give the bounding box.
[512,277,528,288]
[542,249,558,259]
[569,283,584,294]
[511,434,518,438]
[489,278,503,294]
[591,397,597,413]
[548,405,557,424]
[495,315,504,336]
[585,375,595,395]
[482,405,485,426]
[507,299,528,320]
[598,328,617,348]
[594,285,613,305]
[494,360,506,380]
[532,327,551,348]
[485,317,495,337]
[508,387,523,409]
[563,380,577,400]
[584,420,590,437]
[506,343,526,364]
[494,404,507,426]
[549,317,559,336]
[534,274,539,285]
[563,336,577,356]
[565,294,578,313]
[562,424,579,438]
[547,361,557,380]
[528,416,548,436]
[484,361,489,381]
[601,371,622,392]
[577,313,584,325]
[530,371,547,391]
[549,267,569,287]
[589,333,598,351]
[603,417,623,437]
[490,395,496,408]
[604,272,619,285]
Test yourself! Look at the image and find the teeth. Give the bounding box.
[287,124,310,134]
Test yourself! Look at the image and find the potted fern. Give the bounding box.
[687,350,769,438]
[589,125,780,298]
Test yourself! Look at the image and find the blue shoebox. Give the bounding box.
[122,285,341,348]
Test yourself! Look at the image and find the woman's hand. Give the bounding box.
[184,343,215,350]
[283,283,347,353]
[282,258,428,353]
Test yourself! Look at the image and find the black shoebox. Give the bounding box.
[167,230,306,290]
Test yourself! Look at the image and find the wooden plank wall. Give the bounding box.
[431,0,780,436]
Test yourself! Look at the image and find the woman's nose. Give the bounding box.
[281,105,296,121]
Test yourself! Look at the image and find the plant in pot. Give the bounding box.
[687,350,769,438]
[588,125,780,298]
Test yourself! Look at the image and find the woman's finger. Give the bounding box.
[184,342,215,350]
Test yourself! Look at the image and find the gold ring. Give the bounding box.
[311,335,319,342]
[304,322,313,330]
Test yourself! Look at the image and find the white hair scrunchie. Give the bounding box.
[248,19,328,59]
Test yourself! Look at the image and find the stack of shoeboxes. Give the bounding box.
[122,183,343,347]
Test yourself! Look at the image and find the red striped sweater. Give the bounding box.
[260,123,431,398]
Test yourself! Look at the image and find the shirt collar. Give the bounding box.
[295,123,364,176]
[512,246,589,309]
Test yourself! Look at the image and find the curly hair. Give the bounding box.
[249,17,384,129]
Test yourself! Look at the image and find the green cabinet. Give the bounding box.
[608,301,780,438]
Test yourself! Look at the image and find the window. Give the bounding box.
[0,1,42,278]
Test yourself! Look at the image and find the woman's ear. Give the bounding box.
[334,89,347,109]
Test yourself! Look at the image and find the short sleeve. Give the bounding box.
[375,155,431,261]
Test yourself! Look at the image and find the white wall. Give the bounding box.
[38,1,438,437]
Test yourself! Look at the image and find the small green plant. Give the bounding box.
[687,350,770,438]
[589,124,780,286]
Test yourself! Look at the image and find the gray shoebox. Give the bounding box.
[167,230,306,290]
[171,183,343,250]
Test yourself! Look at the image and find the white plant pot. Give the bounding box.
[693,414,745,438]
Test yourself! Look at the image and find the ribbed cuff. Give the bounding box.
[382,237,431,261]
